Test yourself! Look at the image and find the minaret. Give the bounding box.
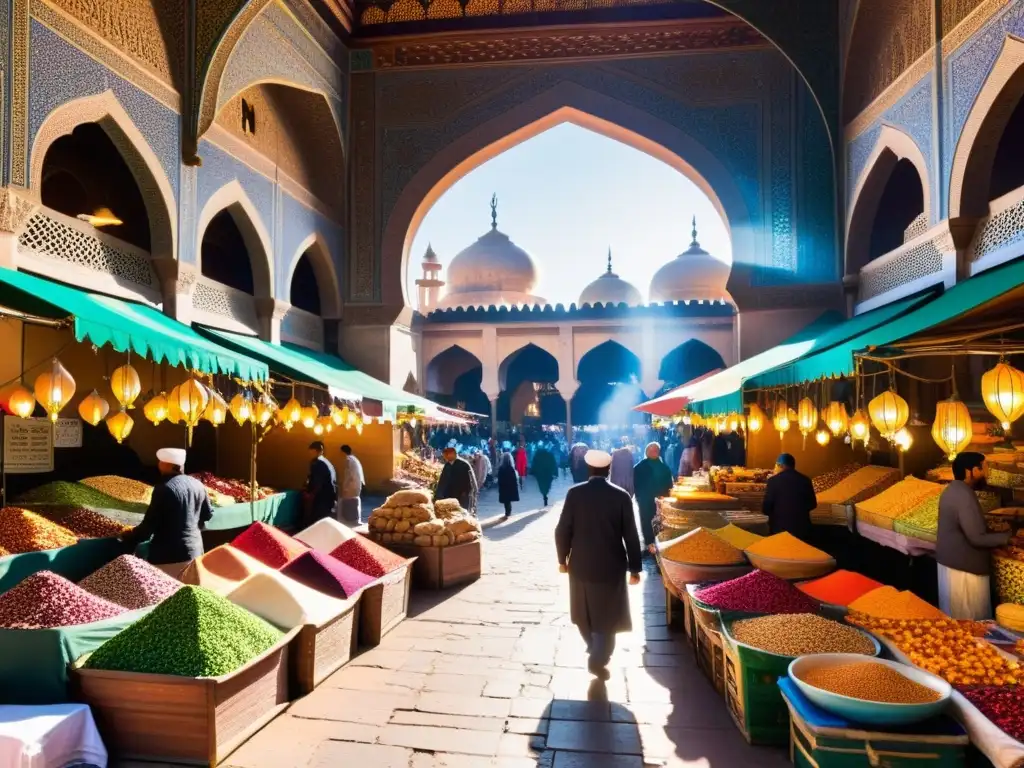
[415,244,445,312]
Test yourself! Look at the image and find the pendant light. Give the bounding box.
[894,428,913,453]
[773,399,790,436]
[7,385,36,418]
[78,390,110,426]
[229,392,253,426]
[850,409,870,444]
[727,413,744,433]
[204,390,228,427]
[255,394,277,427]
[144,392,169,426]
[110,363,141,409]
[869,388,909,441]
[746,404,765,434]
[330,405,345,427]
[797,397,817,446]
[932,396,972,460]
[173,378,209,444]
[106,410,134,443]
[282,396,303,426]
[981,360,1024,433]
[825,401,849,437]
[815,427,831,447]
[34,358,75,422]
[300,405,319,429]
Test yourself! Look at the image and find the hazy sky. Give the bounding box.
[407,123,731,307]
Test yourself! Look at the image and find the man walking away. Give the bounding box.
[339,444,364,525]
[531,442,558,507]
[121,448,213,578]
[303,441,338,528]
[497,452,519,518]
[555,450,642,678]
[633,442,674,549]
[762,453,816,541]
[610,439,635,495]
[937,452,1009,619]
[435,446,478,514]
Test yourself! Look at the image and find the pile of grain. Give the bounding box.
[0,507,78,553]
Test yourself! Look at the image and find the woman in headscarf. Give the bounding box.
[531,442,558,507]
[497,451,520,518]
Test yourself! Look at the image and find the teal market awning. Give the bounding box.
[0,267,268,381]
[751,258,1024,387]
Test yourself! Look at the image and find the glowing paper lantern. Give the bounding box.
[106,410,134,444]
[689,413,703,428]
[982,361,1024,432]
[34,358,76,422]
[869,389,909,441]
[850,409,870,444]
[166,386,182,424]
[110,364,141,409]
[330,405,345,427]
[255,395,277,427]
[727,413,745,432]
[301,406,319,429]
[826,401,849,437]
[773,401,791,435]
[230,392,253,426]
[932,397,972,460]
[312,420,325,436]
[282,397,303,425]
[815,428,831,447]
[8,385,35,418]
[797,398,817,437]
[144,392,169,425]
[894,428,913,453]
[173,378,209,444]
[746,404,765,434]
[203,390,227,427]
[78,390,110,426]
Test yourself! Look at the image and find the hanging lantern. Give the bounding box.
[346,409,358,428]
[106,410,134,444]
[850,408,870,444]
[301,405,319,429]
[7,385,36,418]
[144,392,169,426]
[981,361,1024,432]
[356,421,364,435]
[321,416,334,434]
[815,428,831,447]
[727,413,745,433]
[34,358,76,422]
[78,390,110,426]
[869,389,909,441]
[166,386,182,424]
[773,400,791,435]
[255,394,277,427]
[203,390,228,427]
[894,428,913,453]
[826,401,849,437]
[282,397,303,425]
[173,378,209,444]
[312,420,325,436]
[798,397,818,437]
[110,363,141,409]
[229,392,253,426]
[330,405,345,427]
[746,404,765,434]
[932,397,972,460]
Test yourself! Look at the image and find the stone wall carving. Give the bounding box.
[904,211,928,242]
[191,276,259,329]
[0,188,37,234]
[12,0,30,186]
[281,305,325,349]
[972,195,1024,261]
[858,236,943,302]
[945,0,992,35]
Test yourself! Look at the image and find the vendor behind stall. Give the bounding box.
[762,453,816,540]
[121,448,213,578]
[304,441,338,527]
[937,452,1010,620]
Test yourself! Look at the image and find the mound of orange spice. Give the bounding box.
[848,613,1019,687]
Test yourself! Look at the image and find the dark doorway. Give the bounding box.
[201,211,255,294]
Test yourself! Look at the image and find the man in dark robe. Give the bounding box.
[555,450,642,678]
[304,441,338,527]
[121,447,213,578]
[531,443,558,507]
[762,453,817,540]
[435,446,478,513]
[633,441,674,549]
[569,442,590,483]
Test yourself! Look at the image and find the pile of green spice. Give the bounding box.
[84,585,282,677]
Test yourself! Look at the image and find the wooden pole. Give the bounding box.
[250,420,257,524]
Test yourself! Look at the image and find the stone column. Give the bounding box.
[841,274,859,317]
[0,188,38,269]
[557,380,579,443]
[256,298,290,344]
[153,259,198,324]
[485,393,500,438]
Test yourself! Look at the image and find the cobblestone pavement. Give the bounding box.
[141,474,791,767]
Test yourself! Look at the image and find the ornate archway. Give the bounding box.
[196,180,274,299]
[286,233,343,318]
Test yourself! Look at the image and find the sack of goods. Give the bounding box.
[367,493,482,548]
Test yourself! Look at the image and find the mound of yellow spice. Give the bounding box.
[661,528,745,565]
[746,531,831,562]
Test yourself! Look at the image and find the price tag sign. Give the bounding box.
[2,416,54,473]
[54,418,83,449]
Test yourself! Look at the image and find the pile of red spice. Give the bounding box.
[330,535,407,579]
[797,569,884,607]
[231,522,308,568]
[0,571,126,628]
[694,569,819,614]
[962,687,1024,741]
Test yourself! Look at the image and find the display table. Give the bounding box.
[206,492,302,531]
[856,522,935,557]
[386,541,481,590]
[0,703,107,768]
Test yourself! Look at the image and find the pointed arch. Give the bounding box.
[950,36,1024,218]
[30,89,177,260]
[196,180,274,299]
[845,124,930,275]
[497,342,560,392]
[286,232,342,318]
[659,339,726,389]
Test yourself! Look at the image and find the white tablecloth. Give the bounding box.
[0,705,106,768]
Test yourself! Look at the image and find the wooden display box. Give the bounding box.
[71,629,298,766]
[695,620,725,695]
[389,539,482,590]
[359,560,414,647]
[292,599,360,696]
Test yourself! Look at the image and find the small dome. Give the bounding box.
[649,218,733,304]
[579,250,643,306]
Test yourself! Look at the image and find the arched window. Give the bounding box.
[290,252,321,315]
[659,339,725,392]
[867,158,924,262]
[201,211,255,295]
[989,96,1024,202]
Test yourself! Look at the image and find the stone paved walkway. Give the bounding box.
[150,475,791,767]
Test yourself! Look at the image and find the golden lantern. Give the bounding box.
[932,397,973,460]
[282,397,303,425]
[143,392,169,425]
[321,416,334,434]
[255,395,277,427]
[203,390,227,427]
[815,428,831,447]
[300,405,319,429]
[106,410,134,444]
[894,428,913,453]
[746,404,765,434]
[981,361,1024,432]
[690,413,703,428]
[110,363,141,409]
[346,409,358,428]
[330,405,345,427]
[850,408,870,443]
[7,385,36,418]
[34,358,76,422]
[825,401,849,437]
[166,386,182,424]
[78,390,110,426]
[773,400,791,435]
[797,398,817,436]
[229,392,253,426]
[312,420,325,436]
[869,389,909,440]
[355,421,364,436]
[727,413,745,432]
[173,378,209,443]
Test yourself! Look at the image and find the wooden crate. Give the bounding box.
[359,561,414,647]
[722,639,790,746]
[71,629,297,766]
[694,620,725,695]
[292,599,360,696]
[389,540,482,590]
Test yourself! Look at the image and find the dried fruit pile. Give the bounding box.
[796,661,941,704]
[815,467,901,505]
[36,506,130,539]
[856,477,944,531]
[330,535,407,579]
[731,613,876,657]
[660,528,745,565]
[80,555,182,610]
[0,507,78,553]
[231,522,309,568]
[695,569,819,614]
[962,686,1024,741]
[281,550,375,599]
[296,517,355,554]
[189,472,274,503]
[79,476,153,505]
[745,531,831,562]
[0,571,126,628]
[84,585,282,677]
[797,570,883,607]
[15,481,146,514]
[847,586,946,620]
[709,524,763,550]
[812,463,862,494]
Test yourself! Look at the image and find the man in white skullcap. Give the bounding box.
[120,447,214,578]
[555,449,642,678]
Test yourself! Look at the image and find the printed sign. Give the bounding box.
[54,418,83,449]
[2,416,54,473]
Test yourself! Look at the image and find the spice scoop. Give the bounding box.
[789,654,951,726]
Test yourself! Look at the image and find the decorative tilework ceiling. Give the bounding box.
[798,82,838,283]
[847,124,883,198]
[28,20,179,199]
